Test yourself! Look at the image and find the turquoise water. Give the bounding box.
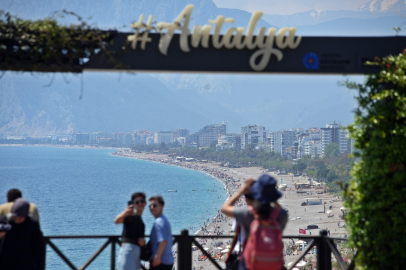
[0,146,227,269]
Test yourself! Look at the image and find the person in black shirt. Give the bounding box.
[0,198,44,270]
[115,192,146,270]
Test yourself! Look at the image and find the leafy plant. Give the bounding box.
[0,11,119,72]
[343,52,406,269]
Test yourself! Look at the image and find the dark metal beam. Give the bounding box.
[46,239,78,270]
[287,239,316,270]
[79,239,111,270]
[85,34,406,75]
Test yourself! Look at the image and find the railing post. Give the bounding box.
[110,237,116,270]
[177,229,192,270]
[317,230,331,270]
[41,237,47,270]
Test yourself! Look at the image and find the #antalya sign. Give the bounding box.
[127,4,302,71]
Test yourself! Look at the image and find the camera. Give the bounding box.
[0,216,12,232]
[128,200,134,206]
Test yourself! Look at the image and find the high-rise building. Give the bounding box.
[320,122,351,156]
[268,130,295,155]
[193,122,227,146]
[154,131,174,144]
[172,128,190,140]
[241,125,266,149]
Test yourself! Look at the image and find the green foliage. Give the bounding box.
[0,11,117,72]
[344,53,406,269]
[324,143,340,157]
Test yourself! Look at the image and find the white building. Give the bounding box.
[154,131,173,144]
[241,125,266,149]
[268,130,296,155]
[304,140,322,157]
[194,122,227,146]
[177,137,186,145]
[146,136,155,145]
[320,122,351,156]
[216,135,234,151]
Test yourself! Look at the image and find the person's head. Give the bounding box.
[249,200,272,220]
[149,196,164,218]
[11,198,29,224]
[7,189,22,203]
[131,192,146,212]
[244,193,255,206]
[249,174,282,205]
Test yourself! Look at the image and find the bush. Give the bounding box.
[344,53,406,269]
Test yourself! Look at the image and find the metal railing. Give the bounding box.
[43,230,356,270]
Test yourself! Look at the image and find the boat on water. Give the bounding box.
[168,190,177,192]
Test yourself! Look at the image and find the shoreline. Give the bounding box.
[112,150,349,268]
[110,150,234,235]
[3,144,348,267]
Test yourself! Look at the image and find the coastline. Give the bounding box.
[2,144,348,267]
[112,149,348,268]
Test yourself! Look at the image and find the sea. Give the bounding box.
[0,146,228,269]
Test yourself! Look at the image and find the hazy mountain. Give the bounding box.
[262,0,406,27]
[297,15,405,36]
[151,73,360,132]
[0,0,271,30]
[0,73,248,136]
[0,0,398,136]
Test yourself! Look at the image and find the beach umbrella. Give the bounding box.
[326,210,332,214]
[203,247,209,251]
[216,247,223,250]
[221,249,230,253]
[296,240,306,245]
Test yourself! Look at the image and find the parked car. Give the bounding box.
[307,224,319,229]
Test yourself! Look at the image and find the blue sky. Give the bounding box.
[213,0,372,14]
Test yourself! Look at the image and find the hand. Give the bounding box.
[241,178,254,194]
[152,255,161,267]
[0,231,5,240]
[124,205,134,216]
[138,238,145,247]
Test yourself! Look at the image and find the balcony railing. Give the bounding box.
[43,230,356,270]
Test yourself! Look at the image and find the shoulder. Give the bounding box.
[0,202,13,212]
[277,208,288,218]
[29,203,38,211]
[233,207,250,215]
[234,207,252,219]
[156,215,170,227]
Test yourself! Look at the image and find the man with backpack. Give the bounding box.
[221,175,288,270]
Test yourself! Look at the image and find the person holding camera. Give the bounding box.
[115,192,147,270]
[221,175,288,270]
[0,198,44,270]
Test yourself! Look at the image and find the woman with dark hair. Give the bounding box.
[115,192,147,270]
[243,175,287,270]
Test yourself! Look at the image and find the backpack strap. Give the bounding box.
[270,207,281,225]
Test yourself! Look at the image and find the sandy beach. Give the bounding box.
[112,149,348,269]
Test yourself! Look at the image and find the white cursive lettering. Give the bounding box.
[128,4,302,71]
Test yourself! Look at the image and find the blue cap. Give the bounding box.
[250,174,282,204]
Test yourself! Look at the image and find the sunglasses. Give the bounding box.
[149,204,160,208]
[134,200,145,205]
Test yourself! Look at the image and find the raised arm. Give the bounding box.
[114,205,134,224]
[221,178,254,217]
